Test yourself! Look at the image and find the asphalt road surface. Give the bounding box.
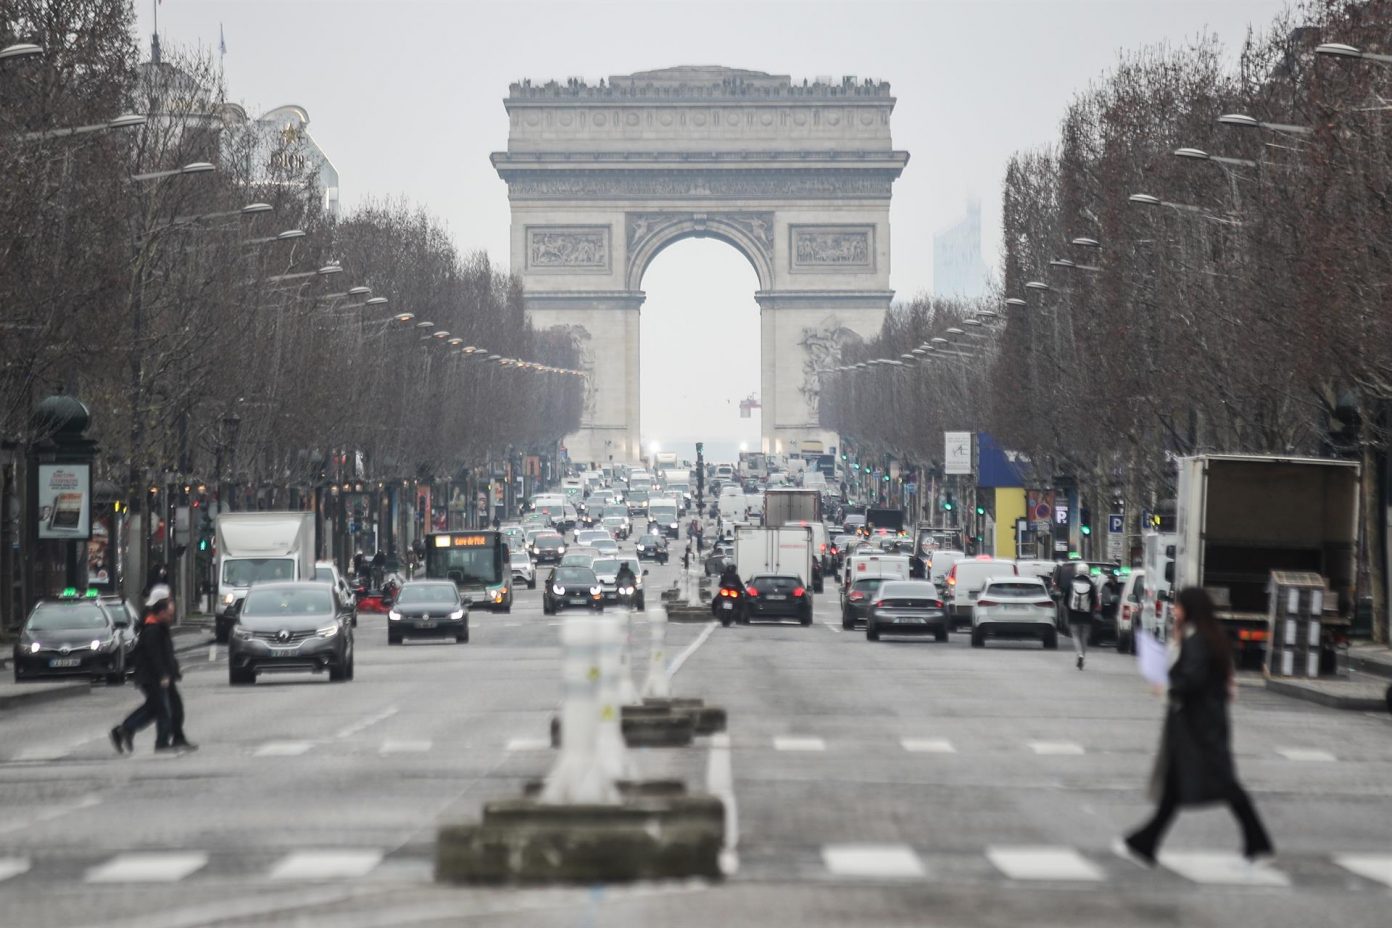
[3,547,1391,927]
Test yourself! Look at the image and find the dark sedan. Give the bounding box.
[840,576,889,630]
[743,575,813,626]
[13,596,127,685]
[635,533,669,563]
[866,580,949,642]
[530,531,567,565]
[388,581,468,645]
[542,566,604,615]
[228,582,355,684]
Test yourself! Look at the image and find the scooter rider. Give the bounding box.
[614,560,638,602]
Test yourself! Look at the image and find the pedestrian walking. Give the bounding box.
[110,585,196,755]
[1065,565,1099,669]
[1118,587,1273,867]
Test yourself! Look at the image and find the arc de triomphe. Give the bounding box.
[492,66,909,464]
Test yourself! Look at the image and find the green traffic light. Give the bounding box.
[1080,525,1092,535]
[943,501,954,511]
[975,505,985,516]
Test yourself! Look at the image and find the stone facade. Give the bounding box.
[493,66,909,463]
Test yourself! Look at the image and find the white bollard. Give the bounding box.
[616,603,639,706]
[593,614,636,781]
[641,604,672,699]
[540,617,620,805]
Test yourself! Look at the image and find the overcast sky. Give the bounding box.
[137,0,1287,456]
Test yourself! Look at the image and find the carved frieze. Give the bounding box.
[504,170,896,201]
[790,225,874,272]
[525,225,611,272]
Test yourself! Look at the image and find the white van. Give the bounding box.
[842,552,912,592]
[944,557,1018,628]
[927,550,967,588]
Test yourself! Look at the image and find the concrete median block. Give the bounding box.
[435,795,724,884]
[665,606,712,624]
[550,711,696,747]
[523,778,688,799]
[636,698,727,734]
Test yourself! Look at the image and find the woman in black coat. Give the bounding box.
[1121,586,1273,864]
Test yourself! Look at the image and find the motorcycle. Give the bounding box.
[713,585,744,626]
[616,583,638,610]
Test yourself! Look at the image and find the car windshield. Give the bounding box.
[880,581,939,599]
[985,581,1046,597]
[555,568,597,585]
[241,588,333,616]
[603,507,627,518]
[594,540,618,552]
[509,553,530,565]
[592,558,620,575]
[314,567,335,583]
[618,558,641,574]
[751,575,801,590]
[534,534,562,547]
[851,578,886,594]
[396,584,459,605]
[27,601,109,630]
[223,558,296,587]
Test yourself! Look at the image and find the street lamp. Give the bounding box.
[130,161,215,183]
[19,113,147,143]
[1315,42,1392,65]
[1174,146,1257,168]
[1217,113,1312,135]
[1024,281,1050,291]
[1070,237,1100,248]
[0,43,43,62]
[1005,297,1027,308]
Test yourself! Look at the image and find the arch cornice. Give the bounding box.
[624,211,775,292]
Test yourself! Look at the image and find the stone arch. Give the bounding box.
[625,212,775,292]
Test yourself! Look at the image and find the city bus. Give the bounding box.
[425,530,512,612]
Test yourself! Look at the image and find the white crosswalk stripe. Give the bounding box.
[1334,853,1392,888]
[773,736,826,752]
[85,852,208,883]
[1159,850,1290,886]
[269,849,383,880]
[254,741,314,757]
[900,738,956,754]
[822,843,925,879]
[1276,747,1337,762]
[379,739,432,754]
[988,846,1103,881]
[1028,741,1085,756]
[0,857,30,882]
[505,737,551,752]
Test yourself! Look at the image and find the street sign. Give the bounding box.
[1107,533,1124,561]
[1108,513,1124,534]
[944,432,972,475]
[1053,540,1069,553]
[1054,505,1069,526]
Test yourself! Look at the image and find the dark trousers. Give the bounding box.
[122,682,172,746]
[1128,771,1274,859]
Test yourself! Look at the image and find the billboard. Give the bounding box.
[944,432,973,475]
[37,463,91,540]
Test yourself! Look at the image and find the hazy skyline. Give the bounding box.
[135,0,1288,451]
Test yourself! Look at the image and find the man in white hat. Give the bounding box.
[110,585,195,753]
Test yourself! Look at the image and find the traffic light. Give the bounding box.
[942,492,955,512]
[975,503,986,517]
[1080,508,1092,536]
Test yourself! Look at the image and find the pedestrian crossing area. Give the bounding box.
[2,845,1388,890]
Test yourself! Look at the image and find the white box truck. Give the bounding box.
[735,525,814,588]
[763,488,823,528]
[1173,454,1359,663]
[214,512,316,642]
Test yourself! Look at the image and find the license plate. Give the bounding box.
[269,647,298,656]
[49,657,81,668]
[1003,603,1025,611]
[418,620,434,628]
[893,616,926,624]
[766,594,787,601]
[721,601,734,611]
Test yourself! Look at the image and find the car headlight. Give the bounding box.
[317,624,339,639]
[492,588,507,602]
[590,586,602,597]
[388,610,402,621]
[222,593,236,605]
[232,625,253,640]
[89,639,102,651]
[448,609,465,620]
[29,641,42,653]
[531,546,539,554]
[553,585,566,595]
[557,546,566,554]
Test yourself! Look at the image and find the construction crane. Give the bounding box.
[738,394,762,419]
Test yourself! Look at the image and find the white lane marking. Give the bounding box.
[86,852,209,883]
[1028,741,1085,756]
[0,794,100,835]
[379,739,432,755]
[505,737,551,752]
[269,849,383,880]
[208,644,218,662]
[773,736,826,752]
[1334,853,1392,887]
[823,622,843,634]
[254,741,314,757]
[987,846,1103,882]
[1159,850,1290,886]
[666,620,717,677]
[334,706,399,740]
[1276,747,1337,762]
[822,843,925,879]
[901,738,956,754]
[0,857,30,882]
[14,735,93,762]
[706,732,739,876]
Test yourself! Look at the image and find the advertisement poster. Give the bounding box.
[944,432,973,475]
[37,463,91,540]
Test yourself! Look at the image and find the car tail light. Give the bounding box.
[976,599,997,607]
[932,600,944,609]
[1237,628,1268,642]
[792,586,806,598]
[1034,600,1055,608]
[1123,604,1132,621]
[872,600,884,608]
[1155,599,1163,616]
[745,585,759,597]
[848,591,865,602]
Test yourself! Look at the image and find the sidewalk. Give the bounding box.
[1263,642,1392,712]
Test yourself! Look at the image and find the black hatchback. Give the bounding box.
[743,575,813,626]
[228,582,355,684]
[389,581,468,645]
[542,566,603,615]
[13,596,127,685]
[530,531,566,565]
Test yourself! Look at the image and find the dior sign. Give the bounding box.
[790,225,874,272]
[526,226,611,272]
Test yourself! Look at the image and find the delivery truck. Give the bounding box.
[735,525,815,589]
[763,488,822,528]
[214,512,316,642]
[866,507,905,533]
[1173,454,1359,663]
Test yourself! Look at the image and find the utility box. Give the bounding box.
[1266,571,1327,679]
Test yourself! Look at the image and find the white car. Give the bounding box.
[1114,569,1147,654]
[314,561,357,626]
[944,557,1017,628]
[509,550,536,590]
[970,576,1058,649]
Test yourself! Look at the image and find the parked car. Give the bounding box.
[742,574,813,626]
[228,582,355,684]
[865,580,949,642]
[509,550,537,590]
[13,593,127,685]
[542,566,604,615]
[388,580,469,645]
[970,576,1058,649]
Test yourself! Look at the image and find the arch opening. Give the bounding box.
[638,238,762,463]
